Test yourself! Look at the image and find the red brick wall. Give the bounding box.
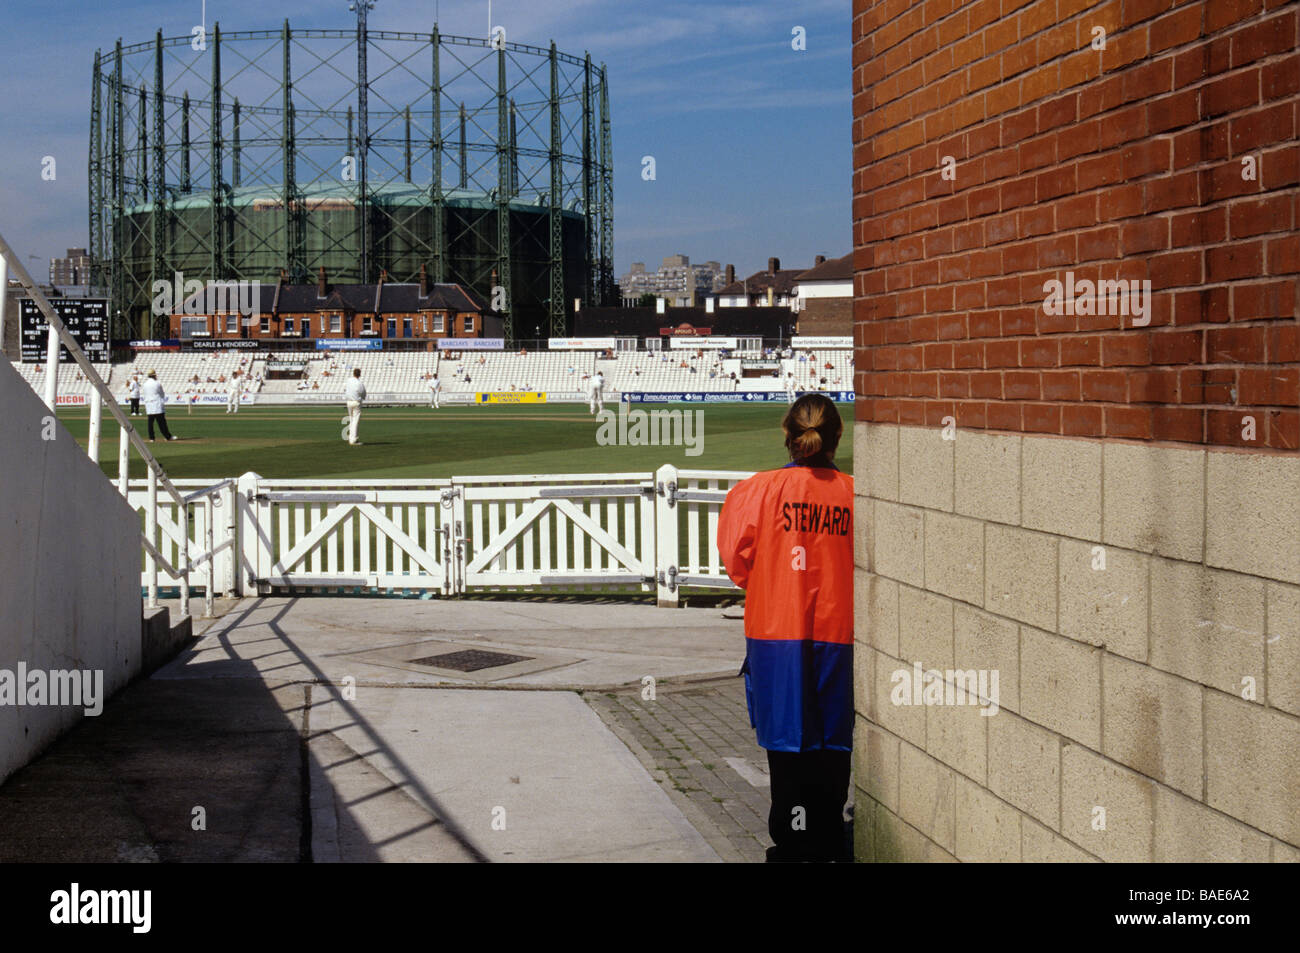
[798,297,855,334]
[852,0,1299,448]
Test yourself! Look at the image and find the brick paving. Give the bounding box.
[584,676,775,863]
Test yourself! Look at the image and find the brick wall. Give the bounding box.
[798,296,855,335]
[852,0,1299,449]
[852,0,1299,864]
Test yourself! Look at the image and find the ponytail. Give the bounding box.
[782,394,842,464]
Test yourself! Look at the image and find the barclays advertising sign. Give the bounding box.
[437,337,504,350]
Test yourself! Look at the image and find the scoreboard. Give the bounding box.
[19,298,109,363]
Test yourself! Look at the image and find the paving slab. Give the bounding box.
[310,684,719,862]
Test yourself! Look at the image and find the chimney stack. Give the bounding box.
[317,266,327,298]
[725,264,735,286]
[768,257,780,274]
[814,254,826,265]
[419,263,429,297]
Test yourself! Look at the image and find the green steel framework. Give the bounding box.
[88,16,615,341]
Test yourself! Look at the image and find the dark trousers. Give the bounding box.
[129,398,140,415]
[146,413,173,441]
[766,749,852,862]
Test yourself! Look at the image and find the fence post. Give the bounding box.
[654,463,679,608]
[222,482,239,596]
[204,495,215,618]
[236,471,263,596]
[146,466,158,609]
[88,389,102,463]
[178,496,191,618]
[117,424,129,496]
[43,325,59,410]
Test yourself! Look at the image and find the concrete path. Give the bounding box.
[0,595,746,863]
[160,596,746,689]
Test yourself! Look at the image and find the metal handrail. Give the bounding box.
[181,478,235,504]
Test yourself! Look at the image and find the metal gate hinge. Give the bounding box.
[657,565,679,592]
[657,481,678,508]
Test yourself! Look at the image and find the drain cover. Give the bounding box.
[409,649,534,672]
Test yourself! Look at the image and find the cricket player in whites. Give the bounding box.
[343,368,366,445]
[429,374,442,409]
[225,370,244,414]
[784,372,798,403]
[588,370,605,415]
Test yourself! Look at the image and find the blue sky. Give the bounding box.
[0,0,851,282]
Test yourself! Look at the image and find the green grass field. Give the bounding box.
[56,402,854,481]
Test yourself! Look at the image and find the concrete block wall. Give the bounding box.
[0,360,142,785]
[851,0,1298,862]
[853,423,1299,861]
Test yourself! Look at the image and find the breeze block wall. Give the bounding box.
[852,0,1299,861]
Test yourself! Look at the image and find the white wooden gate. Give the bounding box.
[246,478,458,593]
[129,466,754,605]
[458,473,658,590]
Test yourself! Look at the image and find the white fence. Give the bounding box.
[126,466,752,606]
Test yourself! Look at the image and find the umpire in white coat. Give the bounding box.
[140,370,177,442]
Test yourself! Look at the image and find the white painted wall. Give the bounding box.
[0,359,141,785]
[793,279,853,312]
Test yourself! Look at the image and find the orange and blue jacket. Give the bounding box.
[716,460,854,752]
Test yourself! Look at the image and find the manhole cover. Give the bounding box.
[409,649,534,672]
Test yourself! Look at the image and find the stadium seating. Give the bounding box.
[10,361,112,400]
[11,346,854,403]
[109,351,261,400]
